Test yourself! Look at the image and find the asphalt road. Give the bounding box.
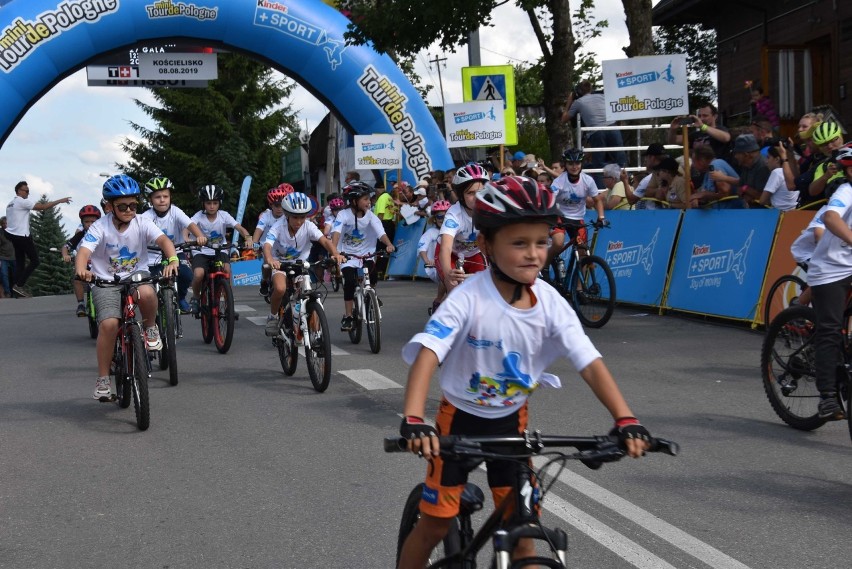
[1,280,850,569]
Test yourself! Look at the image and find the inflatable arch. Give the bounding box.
[0,0,453,183]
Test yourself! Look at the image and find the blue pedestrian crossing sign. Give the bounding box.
[462,65,517,145]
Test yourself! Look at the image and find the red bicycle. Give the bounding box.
[181,242,236,354]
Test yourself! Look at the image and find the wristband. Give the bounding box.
[615,416,640,428]
[405,415,425,424]
[167,256,179,263]
[700,124,709,132]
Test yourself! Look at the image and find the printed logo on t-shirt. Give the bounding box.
[84,233,97,242]
[828,198,846,208]
[444,218,459,229]
[343,228,366,247]
[466,335,503,350]
[110,246,141,274]
[208,230,225,245]
[424,319,452,339]
[466,352,537,407]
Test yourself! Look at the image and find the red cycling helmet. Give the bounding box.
[79,204,102,220]
[834,142,852,168]
[431,200,451,213]
[473,175,559,230]
[276,182,295,196]
[267,186,288,205]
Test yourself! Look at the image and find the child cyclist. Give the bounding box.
[188,185,253,314]
[62,205,102,316]
[140,177,207,313]
[261,192,344,335]
[254,184,293,297]
[330,181,395,331]
[547,148,606,270]
[417,199,451,313]
[437,164,491,293]
[396,176,651,568]
[75,175,180,401]
[805,144,852,420]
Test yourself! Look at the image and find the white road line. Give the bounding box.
[339,369,402,390]
[234,304,256,313]
[535,458,752,569]
[246,316,269,326]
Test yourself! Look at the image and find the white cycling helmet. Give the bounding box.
[282,192,312,215]
[452,163,490,188]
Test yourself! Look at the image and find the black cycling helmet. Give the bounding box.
[198,184,223,202]
[343,181,373,201]
[561,148,584,163]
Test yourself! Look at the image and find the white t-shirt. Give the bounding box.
[139,205,193,264]
[264,217,324,261]
[81,215,164,279]
[762,168,799,211]
[402,271,602,418]
[551,172,599,220]
[790,205,827,264]
[632,174,658,210]
[331,208,386,268]
[439,203,480,257]
[418,226,440,263]
[806,184,852,286]
[190,210,238,256]
[4,195,35,236]
[256,208,284,244]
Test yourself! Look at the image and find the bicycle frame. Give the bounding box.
[281,262,325,347]
[349,254,383,323]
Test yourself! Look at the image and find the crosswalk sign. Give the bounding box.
[462,65,517,145]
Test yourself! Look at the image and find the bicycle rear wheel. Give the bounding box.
[129,324,150,431]
[761,305,825,431]
[213,277,235,354]
[365,289,381,354]
[762,274,807,328]
[570,255,616,328]
[200,284,214,344]
[348,293,363,344]
[161,288,179,386]
[304,300,331,392]
[397,484,462,569]
[277,308,298,376]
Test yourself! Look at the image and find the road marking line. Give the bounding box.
[246,316,269,325]
[534,458,751,569]
[234,304,255,313]
[339,369,401,390]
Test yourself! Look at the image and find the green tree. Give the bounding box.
[653,24,718,111]
[119,53,301,230]
[28,195,73,297]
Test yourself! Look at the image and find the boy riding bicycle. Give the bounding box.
[396,175,651,569]
[75,175,180,401]
[254,184,293,297]
[261,192,344,335]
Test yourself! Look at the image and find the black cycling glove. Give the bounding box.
[610,417,651,447]
[399,416,438,440]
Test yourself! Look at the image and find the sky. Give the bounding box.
[0,1,653,235]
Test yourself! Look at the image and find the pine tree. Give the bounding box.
[28,195,74,297]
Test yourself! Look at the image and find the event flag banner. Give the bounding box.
[665,209,780,321]
[387,217,426,277]
[443,101,506,148]
[138,52,218,80]
[461,65,518,146]
[597,210,682,306]
[353,134,402,170]
[602,54,688,122]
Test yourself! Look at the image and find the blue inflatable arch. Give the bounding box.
[0,0,452,183]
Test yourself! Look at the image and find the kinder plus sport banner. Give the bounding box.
[443,101,505,148]
[602,54,688,121]
[353,134,402,170]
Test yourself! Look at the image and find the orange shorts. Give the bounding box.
[419,399,533,519]
[433,245,488,283]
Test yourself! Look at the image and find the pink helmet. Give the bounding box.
[431,200,451,213]
[329,197,345,210]
[452,163,489,188]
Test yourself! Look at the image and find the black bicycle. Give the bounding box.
[153,273,181,386]
[387,431,678,568]
[343,252,386,353]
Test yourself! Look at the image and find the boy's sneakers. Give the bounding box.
[93,376,114,401]
[12,285,30,298]
[76,302,86,317]
[189,297,200,315]
[340,315,353,331]
[259,280,270,297]
[178,298,190,314]
[817,394,845,421]
[145,326,163,351]
[264,314,279,336]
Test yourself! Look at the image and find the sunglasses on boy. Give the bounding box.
[114,202,139,213]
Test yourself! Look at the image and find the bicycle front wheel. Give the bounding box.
[348,293,363,344]
[761,305,825,431]
[762,274,807,328]
[213,278,235,354]
[365,289,381,354]
[277,308,298,376]
[397,484,461,568]
[304,301,332,392]
[200,285,214,344]
[115,340,131,409]
[129,325,150,431]
[161,288,179,386]
[570,255,616,328]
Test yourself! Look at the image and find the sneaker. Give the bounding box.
[93,376,114,401]
[12,285,30,298]
[178,298,190,314]
[817,394,845,421]
[189,297,200,315]
[340,315,353,331]
[76,302,86,317]
[264,314,279,336]
[145,326,163,351]
[259,280,270,297]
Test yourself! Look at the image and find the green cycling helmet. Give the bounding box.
[144,176,174,195]
[812,121,842,146]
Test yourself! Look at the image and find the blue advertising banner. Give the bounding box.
[388,218,426,277]
[231,259,262,287]
[665,209,780,320]
[597,210,682,306]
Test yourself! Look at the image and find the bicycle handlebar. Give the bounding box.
[76,271,158,287]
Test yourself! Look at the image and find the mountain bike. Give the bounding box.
[270,258,334,392]
[182,242,235,354]
[761,302,851,439]
[153,273,181,386]
[343,252,385,353]
[86,272,155,431]
[386,431,678,568]
[762,267,807,328]
[545,220,616,328]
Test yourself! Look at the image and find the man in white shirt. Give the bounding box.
[3,181,72,297]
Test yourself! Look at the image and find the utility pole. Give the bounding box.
[429,53,448,135]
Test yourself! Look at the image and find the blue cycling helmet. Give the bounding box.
[102,174,141,200]
[282,192,313,215]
